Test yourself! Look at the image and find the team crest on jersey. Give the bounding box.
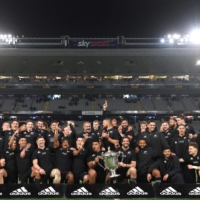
[127,151,131,154]
[154,135,157,138]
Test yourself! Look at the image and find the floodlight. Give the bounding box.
[173,34,180,39]
[167,34,171,39]
[169,39,174,44]
[189,29,200,44]
[160,38,165,43]
[196,60,200,66]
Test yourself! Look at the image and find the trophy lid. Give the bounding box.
[104,146,118,157]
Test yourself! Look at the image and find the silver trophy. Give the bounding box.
[98,147,124,178]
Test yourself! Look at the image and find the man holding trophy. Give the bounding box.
[87,140,107,184]
[114,137,137,183]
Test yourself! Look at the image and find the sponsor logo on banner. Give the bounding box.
[71,187,92,195]
[38,186,59,195]
[10,187,31,195]
[160,186,181,195]
[127,186,148,195]
[189,187,200,195]
[99,187,120,195]
[78,40,90,47]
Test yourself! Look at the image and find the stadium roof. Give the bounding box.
[0,47,200,76]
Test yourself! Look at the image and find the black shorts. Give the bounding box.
[40,168,53,184]
[96,172,106,183]
[4,169,18,184]
[116,168,129,183]
[137,173,149,183]
[74,172,87,183]
[19,169,32,184]
[61,171,70,183]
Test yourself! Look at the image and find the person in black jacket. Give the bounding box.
[185,142,200,183]
[118,119,135,149]
[170,124,195,182]
[176,115,196,138]
[160,121,173,145]
[136,139,159,183]
[136,120,170,153]
[147,148,184,184]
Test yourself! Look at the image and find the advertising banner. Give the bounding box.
[66,183,155,198]
[154,183,187,198]
[69,38,118,48]
[0,184,65,198]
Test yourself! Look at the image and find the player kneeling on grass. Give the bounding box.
[186,142,200,183]
[32,136,61,184]
[147,148,184,184]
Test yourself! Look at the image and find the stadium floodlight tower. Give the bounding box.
[189,29,200,44]
[161,29,200,45]
[0,34,17,44]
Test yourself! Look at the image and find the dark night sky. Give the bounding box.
[0,0,200,38]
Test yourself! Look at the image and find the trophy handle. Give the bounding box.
[117,151,124,163]
[98,156,103,160]
[97,156,106,170]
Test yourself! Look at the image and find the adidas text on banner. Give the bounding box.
[71,187,92,195]
[127,186,148,195]
[38,186,59,195]
[10,187,31,195]
[160,186,181,195]
[99,187,120,195]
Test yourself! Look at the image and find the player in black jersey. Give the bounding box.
[60,125,76,148]
[0,122,9,157]
[118,119,135,149]
[1,137,17,184]
[147,148,184,184]
[102,118,119,150]
[87,140,106,184]
[9,133,33,184]
[35,120,48,137]
[136,139,159,183]
[0,159,7,184]
[115,137,137,183]
[18,120,38,150]
[54,130,74,184]
[3,120,19,151]
[32,136,61,184]
[176,115,196,138]
[186,142,200,183]
[92,120,102,137]
[72,137,89,183]
[45,121,62,167]
[79,121,100,152]
[160,121,173,145]
[169,118,178,135]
